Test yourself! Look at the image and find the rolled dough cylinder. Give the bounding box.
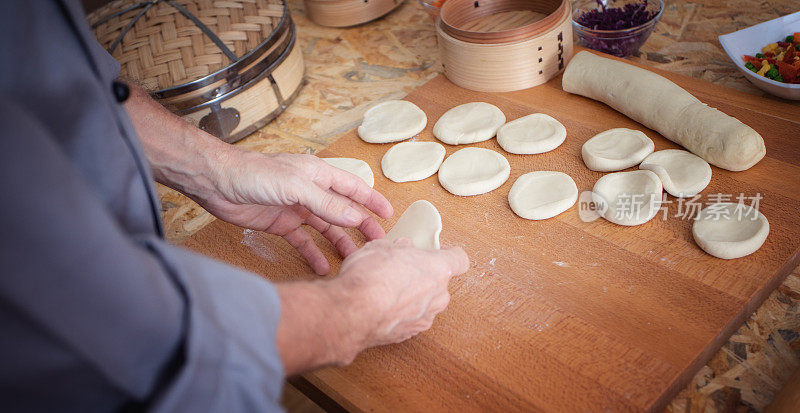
[562,51,766,171]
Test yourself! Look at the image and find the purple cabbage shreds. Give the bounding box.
[576,1,656,30]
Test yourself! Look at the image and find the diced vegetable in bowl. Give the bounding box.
[718,12,800,100]
[742,34,800,84]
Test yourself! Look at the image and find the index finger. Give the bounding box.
[316,163,394,219]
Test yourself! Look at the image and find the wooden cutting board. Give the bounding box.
[183,51,800,412]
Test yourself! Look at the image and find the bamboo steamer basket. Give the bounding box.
[304,0,403,27]
[437,0,573,92]
[89,0,304,143]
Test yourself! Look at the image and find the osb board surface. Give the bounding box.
[154,0,800,411]
[184,70,800,411]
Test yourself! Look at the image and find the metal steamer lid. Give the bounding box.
[89,0,294,113]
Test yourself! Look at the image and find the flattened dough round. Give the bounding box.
[582,128,655,172]
[508,171,578,220]
[386,200,442,249]
[433,102,506,145]
[592,170,662,226]
[693,202,769,259]
[381,141,446,183]
[497,113,567,154]
[321,157,374,187]
[639,149,711,198]
[438,147,511,196]
[357,100,427,143]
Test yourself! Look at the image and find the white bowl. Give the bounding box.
[718,11,800,100]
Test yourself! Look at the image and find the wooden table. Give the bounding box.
[144,0,800,410]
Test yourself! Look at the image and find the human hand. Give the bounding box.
[196,150,394,275]
[325,238,470,365]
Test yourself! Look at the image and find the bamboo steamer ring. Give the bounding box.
[89,0,304,144]
[304,0,403,27]
[437,0,574,92]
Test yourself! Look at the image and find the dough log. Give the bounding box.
[562,51,766,172]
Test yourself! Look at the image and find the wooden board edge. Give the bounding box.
[288,376,349,413]
[291,373,363,412]
[650,248,800,412]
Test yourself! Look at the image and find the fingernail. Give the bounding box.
[344,207,361,223]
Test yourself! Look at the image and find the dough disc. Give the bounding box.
[438,147,511,196]
[433,102,506,145]
[508,171,578,220]
[592,170,662,226]
[321,158,374,187]
[357,100,427,144]
[497,114,567,155]
[386,200,442,249]
[582,128,655,172]
[639,149,711,197]
[693,202,769,259]
[381,141,446,183]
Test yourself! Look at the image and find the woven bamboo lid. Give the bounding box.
[89,0,288,93]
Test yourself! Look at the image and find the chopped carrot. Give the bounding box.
[776,61,797,83]
[743,55,760,63]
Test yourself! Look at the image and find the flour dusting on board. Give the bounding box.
[241,229,277,261]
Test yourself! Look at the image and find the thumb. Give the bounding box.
[295,184,365,228]
[431,246,470,278]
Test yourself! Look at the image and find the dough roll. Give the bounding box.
[562,51,766,171]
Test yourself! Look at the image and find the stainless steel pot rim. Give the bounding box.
[171,25,298,115]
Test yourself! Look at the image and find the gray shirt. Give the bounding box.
[0,1,284,411]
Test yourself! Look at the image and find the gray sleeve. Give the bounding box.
[0,100,284,410]
[87,30,121,79]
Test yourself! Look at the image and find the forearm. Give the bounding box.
[122,80,235,200]
[275,280,361,376]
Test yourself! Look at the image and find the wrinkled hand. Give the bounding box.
[325,238,470,365]
[198,150,393,275]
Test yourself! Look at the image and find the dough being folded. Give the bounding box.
[562,51,765,171]
[386,200,442,249]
